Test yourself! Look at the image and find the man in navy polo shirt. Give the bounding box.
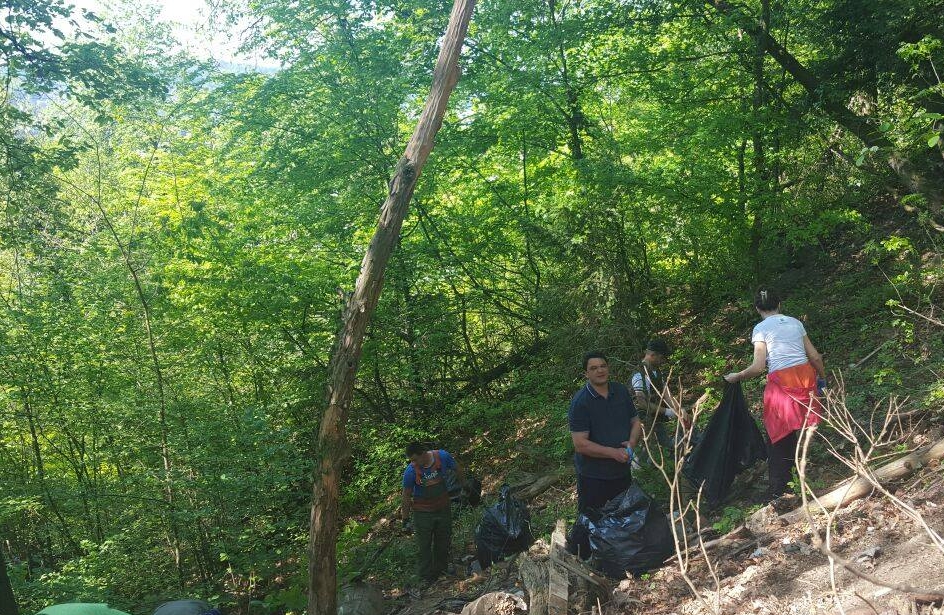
[569,351,642,513]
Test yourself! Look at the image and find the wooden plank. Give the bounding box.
[548,520,569,615]
[555,555,608,588]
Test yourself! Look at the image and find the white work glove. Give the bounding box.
[662,407,677,419]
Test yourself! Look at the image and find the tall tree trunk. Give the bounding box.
[306,1,476,614]
[520,133,542,304]
[0,547,18,615]
[709,0,944,221]
[748,0,770,277]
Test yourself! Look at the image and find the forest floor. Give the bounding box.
[368,452,944,615]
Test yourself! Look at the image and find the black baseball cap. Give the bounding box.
[646,339,671,356]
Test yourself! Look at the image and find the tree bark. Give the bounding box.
[747,0,769,277]
[519,553,549,615]
[0,547,18,615]
[306,1,476,614]
[709,0,944,219]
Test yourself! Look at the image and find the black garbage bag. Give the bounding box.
[464,475,483,506]
[474,485,534,568]
[587,484,675,578]
[682,382,767,508]
[447,471,483,508]
[566,512,595,560]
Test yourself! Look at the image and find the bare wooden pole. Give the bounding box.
[0,547,18,615]
[306,2,476,614]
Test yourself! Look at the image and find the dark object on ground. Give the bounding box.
[475,485,534,568]
[682,382,767,508]
[566,511,597,561]
[447,471,482,508]
[465,475,482,506]
[585,484,676,578]
[337,582,384,615]
[153,600,212,615]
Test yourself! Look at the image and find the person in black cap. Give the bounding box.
[631,339,687,456]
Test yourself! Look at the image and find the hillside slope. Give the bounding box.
[341,204,944,615]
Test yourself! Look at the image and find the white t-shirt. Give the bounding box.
[751,314,809,373]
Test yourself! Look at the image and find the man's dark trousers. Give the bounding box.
[413,507,452,581]
[576,473,632,513]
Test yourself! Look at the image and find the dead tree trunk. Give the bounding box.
[709,0,944,221]
[306,2,476,614]
[0,547,18,615]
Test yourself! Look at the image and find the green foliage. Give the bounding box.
[3,0,944,611]
[712,506,746,535]
[13,525,174,614]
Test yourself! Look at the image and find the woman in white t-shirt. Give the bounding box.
[723,288,826,500]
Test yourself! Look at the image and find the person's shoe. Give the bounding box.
[445,564,458,577]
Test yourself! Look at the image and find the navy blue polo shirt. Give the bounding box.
[568,381,638,479]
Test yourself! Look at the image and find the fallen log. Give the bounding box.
[780,436,944,525]
[513,473,561,501]
[507,473,537,492]
[699,524,753,553]
[519,553,549,615]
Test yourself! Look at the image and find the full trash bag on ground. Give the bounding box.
[474,485,534,568]
[446,470,482,508]
[587,484,675,578]
[682,382,767,508]
[566,512,595,561]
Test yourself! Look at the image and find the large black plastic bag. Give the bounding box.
[587,484,675,578]
[566,512,595,560]
[474,485,534,568]
[446,470,483,508]
[682,382,767,508]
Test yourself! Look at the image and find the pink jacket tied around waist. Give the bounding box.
[763,362,822,444]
